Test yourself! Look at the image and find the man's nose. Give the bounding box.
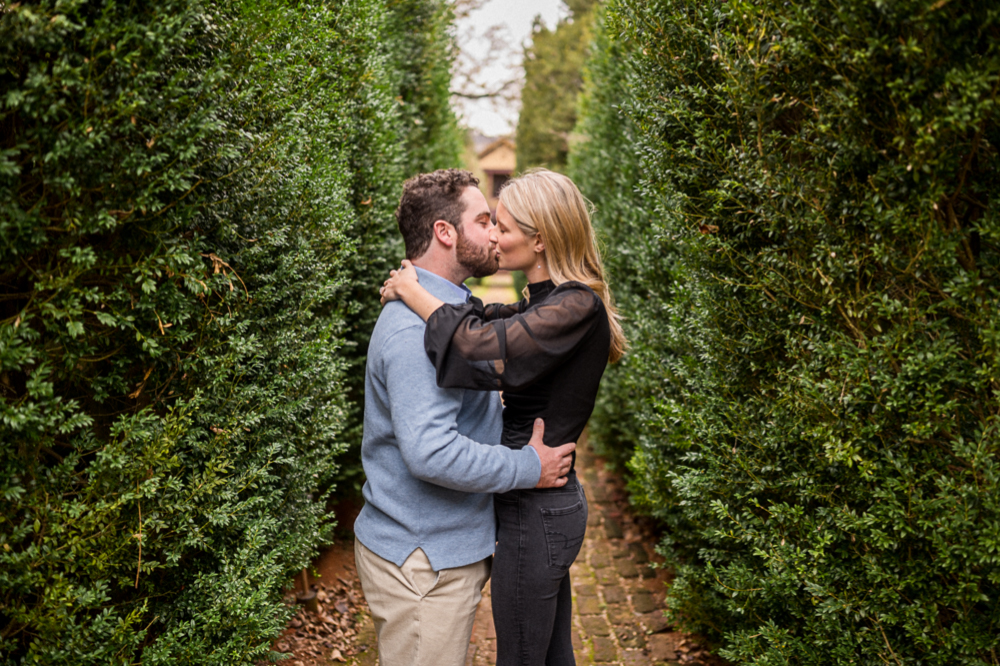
[488,227,498,244]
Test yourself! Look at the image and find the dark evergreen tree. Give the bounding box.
[516,0,597,172]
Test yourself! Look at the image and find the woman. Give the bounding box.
[380,168,626,665]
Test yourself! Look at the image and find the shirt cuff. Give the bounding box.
[514,445,542,489]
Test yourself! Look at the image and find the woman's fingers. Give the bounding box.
[379,259,416,305]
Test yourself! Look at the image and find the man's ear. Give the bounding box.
[433,219,457,248]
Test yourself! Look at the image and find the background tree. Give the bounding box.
[450,0,523,130]
[516,0,597,172]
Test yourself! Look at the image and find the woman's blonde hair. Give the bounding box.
[499,168,627,363]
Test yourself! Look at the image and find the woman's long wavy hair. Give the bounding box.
[499,168,627,363]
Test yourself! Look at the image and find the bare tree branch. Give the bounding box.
[451,0,487,22]
[451,78,518,100]
[450,14,524,130]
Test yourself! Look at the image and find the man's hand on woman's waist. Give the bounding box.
[526,418,575,488]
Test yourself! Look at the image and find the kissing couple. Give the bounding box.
[355,167,626,666]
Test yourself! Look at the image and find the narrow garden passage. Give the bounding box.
[272,273,721,666]
[275,443,721,666]
[466,436,722,666]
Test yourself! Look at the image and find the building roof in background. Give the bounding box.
[478,137,516,173]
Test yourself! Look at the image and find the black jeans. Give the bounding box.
[492,471,588,666]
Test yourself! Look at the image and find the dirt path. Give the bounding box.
[265,496,376,666]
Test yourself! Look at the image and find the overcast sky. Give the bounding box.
[453,0,568,137]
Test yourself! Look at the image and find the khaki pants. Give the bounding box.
[355,540,490,666]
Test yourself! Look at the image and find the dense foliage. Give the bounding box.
[386,0,464,175]
[516,0,596,172]
[575,0,1000,663]
[570,4,663,472]
[0,0,459,662]
[333,0,465,490]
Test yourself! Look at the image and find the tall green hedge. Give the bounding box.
[386,0,463,175]
[569,4,706,578]
[0,0,458,662]
[333,0,465,490]
[576,0,1000,663]
[570,3,659,468]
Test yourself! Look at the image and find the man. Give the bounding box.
[354,169,575,666]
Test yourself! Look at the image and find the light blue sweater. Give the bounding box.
[354,267,542,570]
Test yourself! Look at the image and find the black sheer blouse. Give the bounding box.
[424,280,611,467]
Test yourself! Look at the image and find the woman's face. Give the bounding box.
[492,201,539,272]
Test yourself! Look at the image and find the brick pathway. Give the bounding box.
[334,435,717,666]
[465,438,717,666]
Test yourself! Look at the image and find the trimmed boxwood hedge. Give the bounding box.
[332,0,464,489]
[570,3,709,582]
[574,0,1000,663]
[0,0,459,662]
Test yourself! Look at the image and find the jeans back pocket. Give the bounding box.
[540,499,587,570]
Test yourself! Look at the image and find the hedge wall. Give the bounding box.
[330,0,465,491]
[569,4,677,495]
[0,0,458,662]
[575,0,1000,663]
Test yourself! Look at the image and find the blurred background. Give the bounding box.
[452,0,597,301]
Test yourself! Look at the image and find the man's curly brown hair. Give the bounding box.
[395,169,480,259]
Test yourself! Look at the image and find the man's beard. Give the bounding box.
[456,230,499,278]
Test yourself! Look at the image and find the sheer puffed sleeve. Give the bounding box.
[424,283,602,391]
[464,296,525,322]
[481,300,526,321]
